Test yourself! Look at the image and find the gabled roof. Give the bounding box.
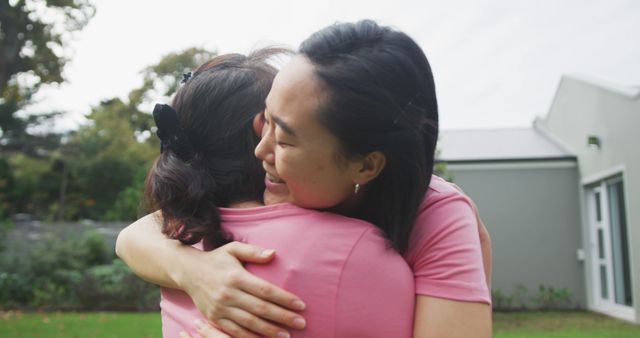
[437,127,575,163]
[561,74,640,99]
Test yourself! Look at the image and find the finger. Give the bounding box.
[216,318,262,338]
[225,306,297,338]
[226,289,306,330]
[180,332,193,338]
[235,272,306,313]
[224,241,276,263]
[195,319,232,338]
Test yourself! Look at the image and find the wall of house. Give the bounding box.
[445,162,585,308]
[543,76,640,321]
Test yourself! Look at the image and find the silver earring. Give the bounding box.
[354,183,360,194]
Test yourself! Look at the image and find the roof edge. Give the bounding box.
[436,156,578,165]
[563,74,640,99]
[533,117,577,155]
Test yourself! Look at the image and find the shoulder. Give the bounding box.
[405,176,490,303]
[413,175,476,235]
[406,175,479,261]
[422,175,473,209]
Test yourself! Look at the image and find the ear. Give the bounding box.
[253,112,265,137]
[351,151,386,186]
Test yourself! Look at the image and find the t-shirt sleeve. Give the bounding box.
[335,228,415,338]
[404,188,491,304]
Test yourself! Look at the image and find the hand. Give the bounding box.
[178,241,306,338]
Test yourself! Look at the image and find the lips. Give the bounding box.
[263,168,289,195]
[266,172,284,184]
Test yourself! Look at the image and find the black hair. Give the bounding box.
[145,49,285,249]
[299,20,438,254]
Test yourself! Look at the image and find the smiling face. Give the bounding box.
[254,56,362,209]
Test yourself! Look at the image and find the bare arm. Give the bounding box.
[413,296,492,338]
[115,211,191,289]
[115,212,307,338]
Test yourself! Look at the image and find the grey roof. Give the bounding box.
[437,128,575,162]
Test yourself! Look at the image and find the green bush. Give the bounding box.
[493,284,575,311]
[0,228,159,311]
[75,258,159,311]
[532,284,573,309]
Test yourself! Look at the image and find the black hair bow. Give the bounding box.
[152,103,196,161]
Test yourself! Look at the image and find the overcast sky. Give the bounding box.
[31,0,640,131]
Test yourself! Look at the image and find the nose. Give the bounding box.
[255,125,275,165]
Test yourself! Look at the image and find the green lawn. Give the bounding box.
[1,310,639,337]
[0,311,161,338]
[494,311,640,338]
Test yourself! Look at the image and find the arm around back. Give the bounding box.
[115,212,307,338]
[115,211,189,289]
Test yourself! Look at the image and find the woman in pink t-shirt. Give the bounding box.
[137,50,415,338]
[117,20,491,338]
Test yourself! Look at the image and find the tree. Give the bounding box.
[0,46,218,221]
[56,47,217,221]
[127,47,217,134]
[0,0,95,152]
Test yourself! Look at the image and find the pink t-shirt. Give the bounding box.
[161,175,490,337]
[404,176,490,303]
[161,203,415,338]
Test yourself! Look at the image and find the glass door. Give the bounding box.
[587,177,633,319]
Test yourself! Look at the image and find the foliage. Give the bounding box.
[493,284,576,311]
[433,145,453,181]
[127,47,217,134]
[103,165,150,221]
[0,228,159,311]
[1,47,216,222]
[58,98,157,220]
[74,258,160,311]
[0,0,95,153]
[2,153,59,218]
[532,284,573,310]
[492,288,514,310]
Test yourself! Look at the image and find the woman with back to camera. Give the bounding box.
[117,20,492,338]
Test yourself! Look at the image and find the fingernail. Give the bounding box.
[293,317,306,328]
[261,249,275,257]
[277,331,290,338]
[179,332,189,338]
[292,300,306,310]
[194,319,204,330]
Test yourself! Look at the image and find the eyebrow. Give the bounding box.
[265,101,297,137]
[272,115,297,137]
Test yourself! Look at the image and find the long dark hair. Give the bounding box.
[145,49,283,248]
[299,20,439,254]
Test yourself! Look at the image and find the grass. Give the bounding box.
[1,310,639,337]
[0,311,161,338]
[493,311,640,338]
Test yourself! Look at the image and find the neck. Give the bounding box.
[228,200,263,208]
